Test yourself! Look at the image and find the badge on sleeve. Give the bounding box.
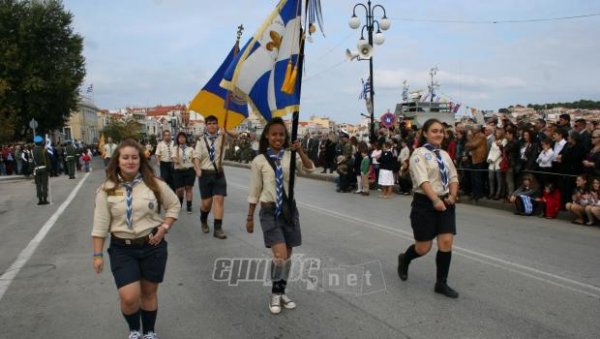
[148,202,155,210]
[424,153,433,161]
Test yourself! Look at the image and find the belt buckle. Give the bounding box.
[125,239,132,245]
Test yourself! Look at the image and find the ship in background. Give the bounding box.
[394,66,459,128]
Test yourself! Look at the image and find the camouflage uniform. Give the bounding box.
[32,145,51,204]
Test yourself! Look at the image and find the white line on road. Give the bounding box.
[228,181,600,299]
[0,172,90,301]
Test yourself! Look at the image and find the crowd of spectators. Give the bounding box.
[304,113,600,226]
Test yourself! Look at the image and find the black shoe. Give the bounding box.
[397,253,408,281]
[37,201,43,205]
[434,282,459,298]
[187,206,192,214]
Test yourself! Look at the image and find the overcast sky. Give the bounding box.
[63,0,600,124]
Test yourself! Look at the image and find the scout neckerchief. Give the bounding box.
[119,173,143,230]
[423,143,449,190]
[165,140,172,161]
[179,144,187,163]
[266,148,285,218]
[204,131,221,172]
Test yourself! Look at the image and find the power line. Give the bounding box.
[390,12,600,24]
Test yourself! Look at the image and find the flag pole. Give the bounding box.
[288,27,306,203]
[218,24,244,171]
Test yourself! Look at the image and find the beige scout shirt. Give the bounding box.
[172,145,195,170]
[248,151,314,204]
[92,178,180,239]
[155,141,174,162]
[193,134,225,170]
[409,146,458,196]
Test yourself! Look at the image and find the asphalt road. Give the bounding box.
[0,161,599,339]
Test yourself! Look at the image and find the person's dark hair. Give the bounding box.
[418,118,444,145]
[350,136,358,146]
[559,113,571,123]
[175,131,188,146]
[554,127,568,139]
[540,137,552,146]
[537,118,546,126]
[522,129,534,143]
[358,141,369,154]
[104,138,162,211]
[259,117,290,154]
[205,115,218,124]
[575,118,586,125]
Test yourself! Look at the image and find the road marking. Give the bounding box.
[0,172,90,301]
[228,181,600,299]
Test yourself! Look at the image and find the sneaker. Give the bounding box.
[434,282,459,298]
[143,332,158,339]
[128,331,142,339]
[201,221,210,233]
[280,294,297,309]
[269,294,282,314]
[397,253,408,281]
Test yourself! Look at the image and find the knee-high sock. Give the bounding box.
[436,250,452,284]
[122,310,141,332]
[141,309,157,334]
[404,244,422,265]
[271,260,287,294]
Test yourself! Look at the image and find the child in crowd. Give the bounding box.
[566,174,592,225]
[397,139,412,195]
[377,141,396,199]
[360,148,370,196]
[535,182,561,219]
[509,174,539,216]
[584,177,600,225]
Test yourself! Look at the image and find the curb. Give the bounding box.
[0,175,30,182]
[223,161,575,221]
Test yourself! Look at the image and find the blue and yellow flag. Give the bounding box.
[189,43,249,130]
[220,0,302,121]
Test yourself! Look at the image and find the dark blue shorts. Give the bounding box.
[174,168,195,188]
[107,239,168,289]
[409,193,456,241]
[198,171,227,199]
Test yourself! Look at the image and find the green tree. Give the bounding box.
[0,0,85,142]
[102,118,143,142]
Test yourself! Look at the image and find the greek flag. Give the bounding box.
[220,0,302,121]
[359,77,370,100]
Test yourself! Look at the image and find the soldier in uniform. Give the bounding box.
[65,140,78,179]
[193,115,233,239]
[32,136,51,205]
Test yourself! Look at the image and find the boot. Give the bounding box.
[213,229,227,239]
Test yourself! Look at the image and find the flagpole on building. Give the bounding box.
[218,24,244,171]
[288,27,306,203]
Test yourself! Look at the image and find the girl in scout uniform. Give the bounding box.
[245,118,314,315]
[92,138,180,339]
[172,132,196,214]
[397,118,461,298]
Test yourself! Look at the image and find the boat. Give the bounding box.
[393,67,456,128]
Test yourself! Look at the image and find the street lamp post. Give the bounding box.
[348,0,390,144]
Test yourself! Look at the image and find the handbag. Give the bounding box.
[263,154,299,226]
